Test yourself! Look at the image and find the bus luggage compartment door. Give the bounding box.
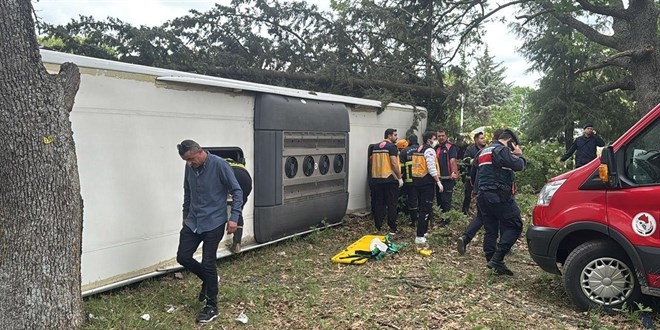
[253,94,349,243]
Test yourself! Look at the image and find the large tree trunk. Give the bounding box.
[543,0,660,117]
[625,1,660,116]
[0,0,84,329]
[631,54,660,116]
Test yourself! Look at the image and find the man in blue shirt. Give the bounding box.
[176,140,243,323]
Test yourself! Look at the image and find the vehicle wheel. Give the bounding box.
[563,239,642,311]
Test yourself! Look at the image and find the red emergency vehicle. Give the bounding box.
[527,104,660,311]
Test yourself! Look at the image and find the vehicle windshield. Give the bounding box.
[624,118,660,185]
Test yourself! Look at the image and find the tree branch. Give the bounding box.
[56,62,81,113]
[575,0,627,19]
[516,9,553,26]
[574,50,634,74]
[593,76,635,93]
[576,44,656,75]
[208,66,448,99]
[540,1,620,50]
[442,0,528,65]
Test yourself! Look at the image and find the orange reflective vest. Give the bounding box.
[412,145,439,184]
[370,140,398,179]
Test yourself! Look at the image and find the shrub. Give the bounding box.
[515,141,565,192]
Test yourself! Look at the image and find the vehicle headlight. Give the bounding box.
[536,179,566,206]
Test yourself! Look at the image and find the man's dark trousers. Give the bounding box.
[373,182,399,232]
[435,179,456,212]
[477,191,522,261]
[176,224,225,305]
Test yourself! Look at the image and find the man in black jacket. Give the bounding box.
[226,158,252,254]
[400,135,420,226]
[475,130,526,276]
[560,123,605,168]
[461,131,486,215]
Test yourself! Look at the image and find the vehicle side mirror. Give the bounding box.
[599,146,619,187]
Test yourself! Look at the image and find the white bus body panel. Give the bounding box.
[40,50,426,295]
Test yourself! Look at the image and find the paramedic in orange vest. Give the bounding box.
[368,128,404,235]
[412,131,444,244]
[434,129,459,226]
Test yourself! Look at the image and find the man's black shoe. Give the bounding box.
[438,219,450,228]
[196,305,218,323]
[487,260,514,276]
[229,242,241,253]
[456,236,467,255]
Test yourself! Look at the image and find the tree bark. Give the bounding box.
[544,0,660,116]
[0,0,84,329]
[623,0,660,116]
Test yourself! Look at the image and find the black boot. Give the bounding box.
[487,251,513,276]
[230,228,243,253]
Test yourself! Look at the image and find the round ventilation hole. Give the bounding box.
[319,155,330,175]
[285,156,298,178]
[333,155,344,173]
[303,156,315,177]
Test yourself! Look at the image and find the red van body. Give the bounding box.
[527,104,660,311]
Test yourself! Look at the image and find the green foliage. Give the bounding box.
[36,0,520,129]
[463,48,513,128]
[515,141,565,192]
[511,2,653,144]
[437,46,519,141]
[493,86,533,131]
[38,35,65,49]
[614,302,654,326]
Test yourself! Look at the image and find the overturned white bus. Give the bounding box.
[40,50,427,296]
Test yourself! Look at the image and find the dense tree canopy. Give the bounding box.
[464,48,512,127]
[516,0,660,116]
[37,0,527,122]
[37,0,660,137]
[514,5,638,146]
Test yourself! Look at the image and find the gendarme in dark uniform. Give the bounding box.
[474,129,526,276]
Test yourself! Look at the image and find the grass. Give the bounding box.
[82,190,659,329]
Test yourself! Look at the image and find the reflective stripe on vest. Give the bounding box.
[226,159,247,170]
[477,146,495,167]
[403,160,414,183]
